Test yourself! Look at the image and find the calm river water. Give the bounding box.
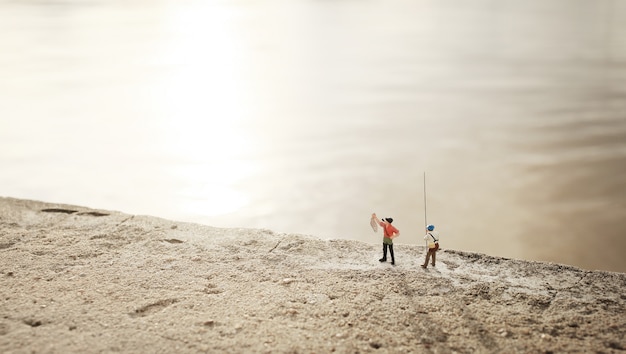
[1,0,625,272]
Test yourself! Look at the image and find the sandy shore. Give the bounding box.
[1,197,625,353]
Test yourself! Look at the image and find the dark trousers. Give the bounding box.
[423,244,439,267]
[382,243,395,263]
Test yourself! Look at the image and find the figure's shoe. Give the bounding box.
[421,264,427,268]
[391,261,395,266]
[431,263,435,266]
[379,258,386,262]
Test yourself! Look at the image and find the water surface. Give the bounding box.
[1,0,625,272]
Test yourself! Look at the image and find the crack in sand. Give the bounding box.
[543,271,590,309]
[41,208,77,214]
[269,239,283,253]
[77,211,110,217]
[129,299,179,318]
[116,216,134,227]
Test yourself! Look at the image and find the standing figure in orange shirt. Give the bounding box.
[371,213,400,265]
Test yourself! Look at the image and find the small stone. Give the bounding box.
[369,342,382,349]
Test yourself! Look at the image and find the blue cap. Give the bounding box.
[427,224,435,231]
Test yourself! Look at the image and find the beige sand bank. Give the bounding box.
[0,197,624,353]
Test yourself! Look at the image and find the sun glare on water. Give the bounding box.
[155,2,255,218]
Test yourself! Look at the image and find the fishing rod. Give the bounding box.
[423,171,427,231]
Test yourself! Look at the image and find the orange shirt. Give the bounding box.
[379,222,399,238]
